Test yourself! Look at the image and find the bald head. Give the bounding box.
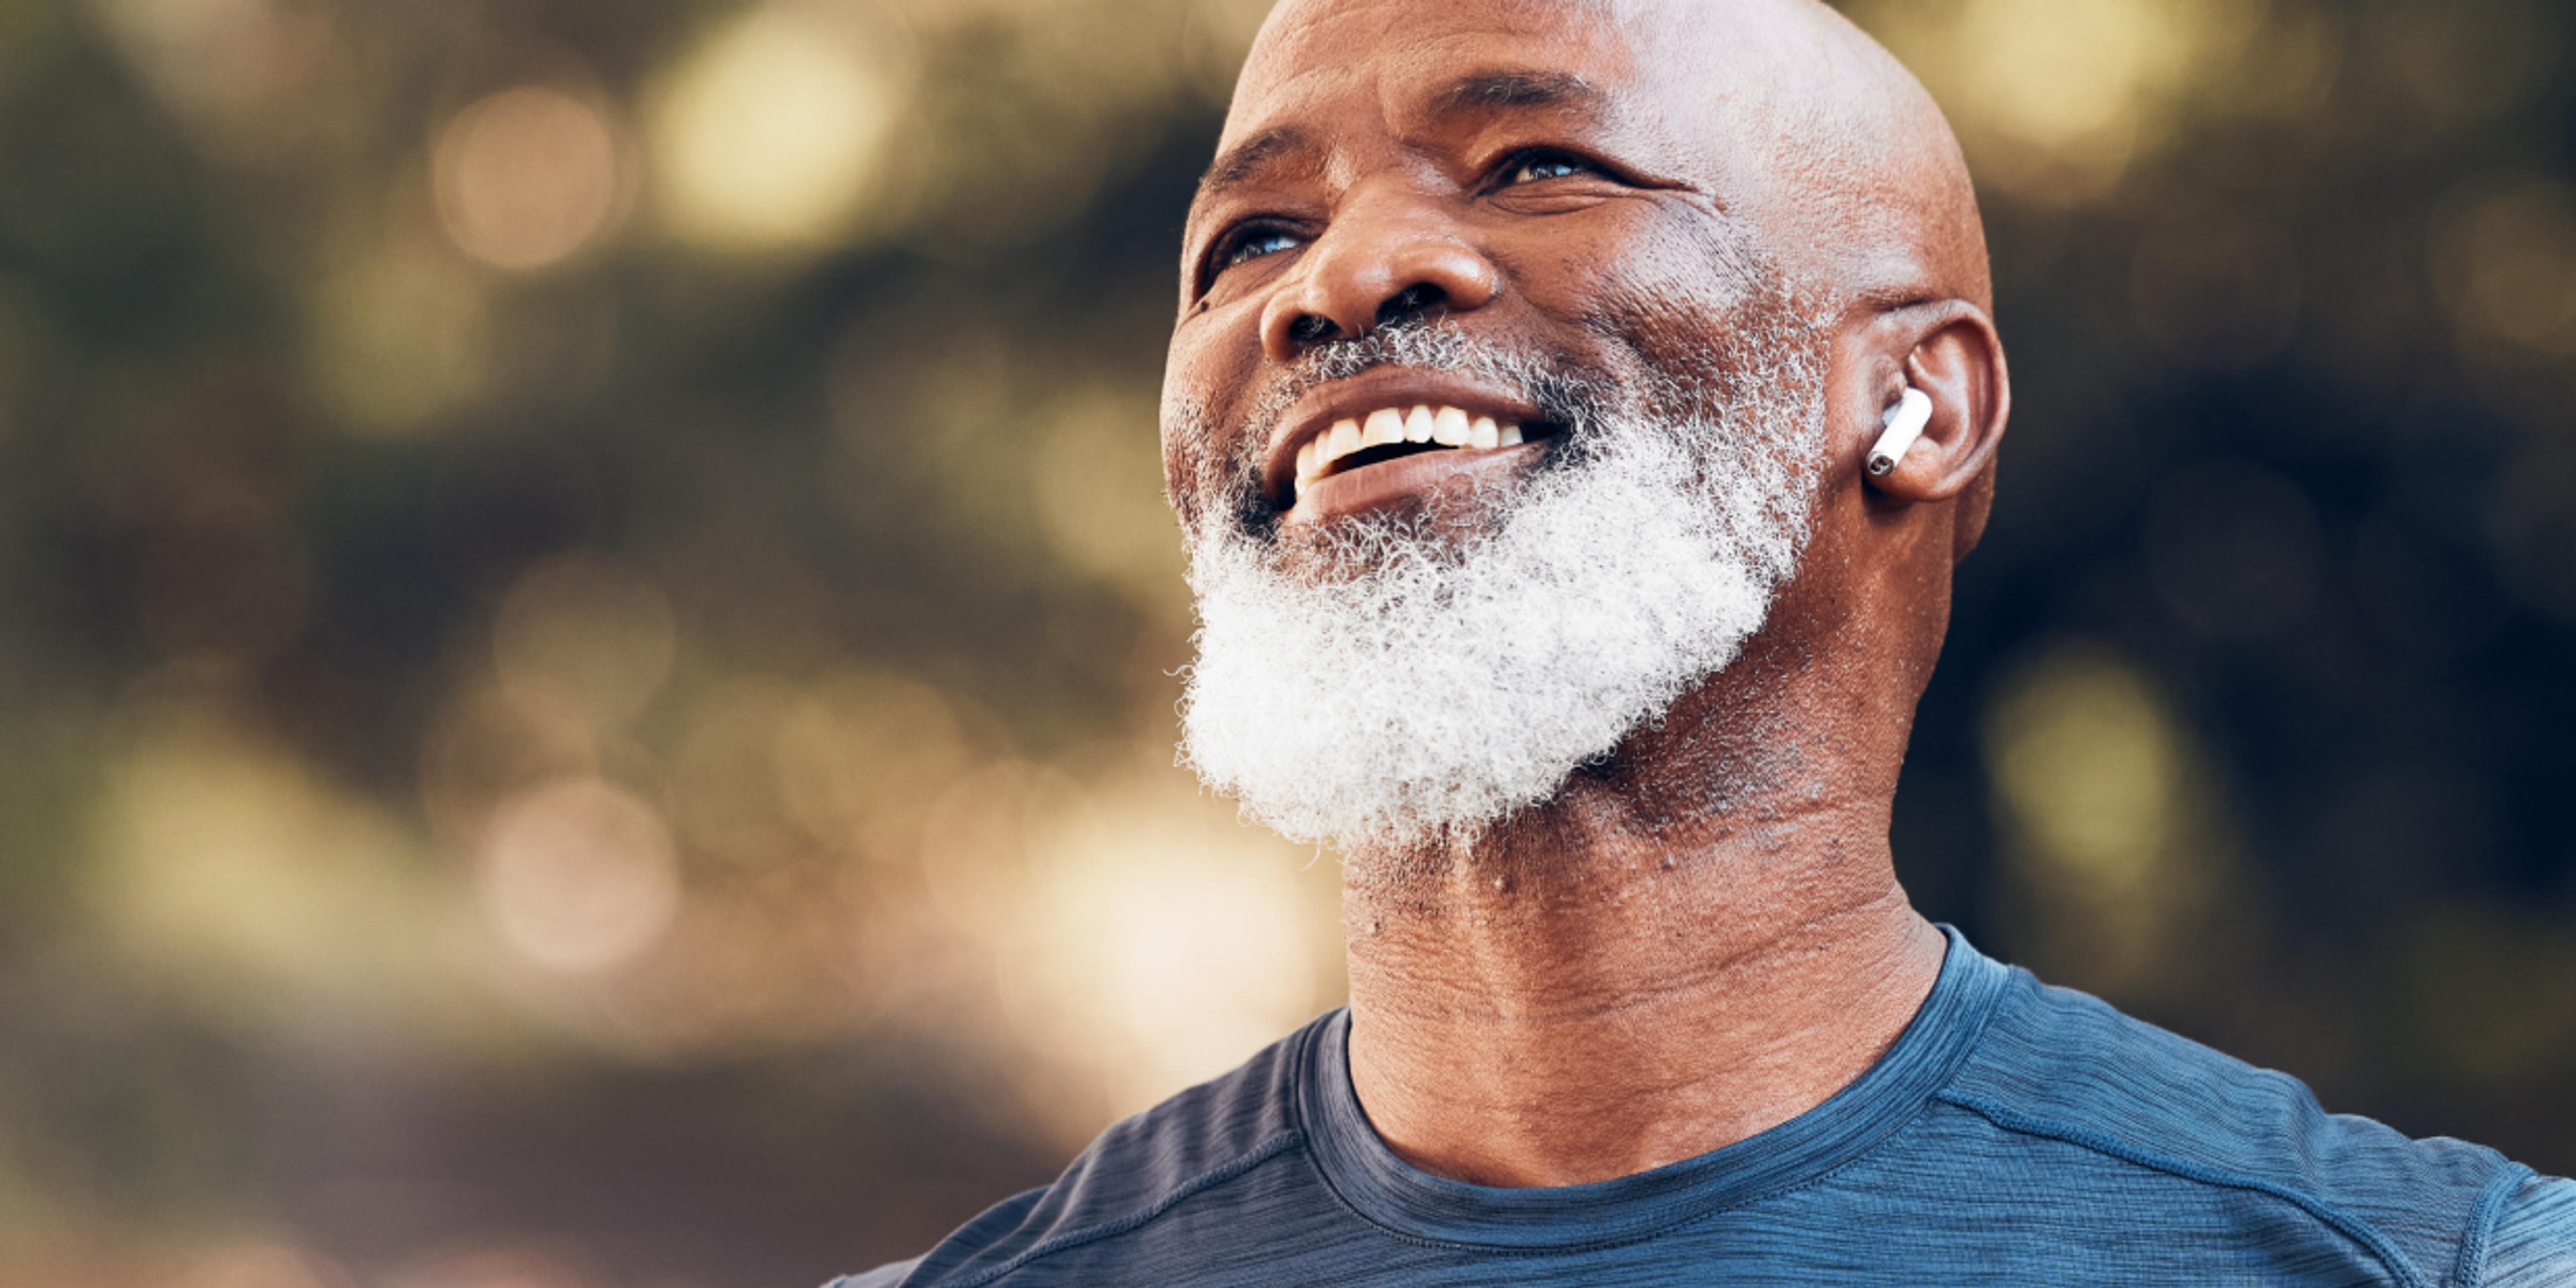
[1640,0,1987,311]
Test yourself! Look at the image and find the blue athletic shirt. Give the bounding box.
[833,929,2575,1285]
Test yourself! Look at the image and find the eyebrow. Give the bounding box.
[1433,70,1606,117]
[1193,70,1613,205]
[1198,127,1319,202]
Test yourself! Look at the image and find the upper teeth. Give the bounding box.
[1295,405,1526,494]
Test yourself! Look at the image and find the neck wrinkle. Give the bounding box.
[1339,786,1942,1188]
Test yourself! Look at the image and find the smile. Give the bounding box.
[1265,375,1561,519]
[1295,405,1529,500]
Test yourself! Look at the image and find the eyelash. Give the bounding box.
[1498,150,1595,186]
[1222,227,1302,269]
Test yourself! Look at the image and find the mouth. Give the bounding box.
[1264,378,1563,519]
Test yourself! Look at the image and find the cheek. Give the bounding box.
[1160,309,1271,529]
[1486,203,1772,388]
[1163,305,1268,447]
[1158,403,1206,530]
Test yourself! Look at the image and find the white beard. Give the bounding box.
[1175,321,1827,850]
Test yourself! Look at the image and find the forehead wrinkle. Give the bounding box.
[1243,1,1638,128]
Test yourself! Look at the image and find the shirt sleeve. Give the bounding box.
[2481,1173,2576,1287]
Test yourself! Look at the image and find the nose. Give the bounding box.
[1258,191,1501,361]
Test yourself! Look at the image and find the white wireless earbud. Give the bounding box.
[1867,387,1933,478]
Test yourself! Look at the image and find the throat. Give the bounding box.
[1338,812,1941,1187]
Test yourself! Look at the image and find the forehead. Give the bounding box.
[1220,0,1642,154]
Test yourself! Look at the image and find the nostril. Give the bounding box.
[1289,313,1338,344]
[1377,284,1446,327]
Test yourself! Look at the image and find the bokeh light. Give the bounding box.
[477,776,682,975]
[380,1245,608,1288]
[307,237,492,434]
[1984,645,2179,890]
[771,670,974,861]
[490,554,678,731]
[169,1240,354,1288]
[648,5,907,254]
[1853,0,2256,201]
[1980,642,2235,996]
[91,688,446,1013]
[1953,0,2191,146]
[2433,174,2576,356]
[991,763,1337,1131]
[92,0,352,162]
[433,86,625,272]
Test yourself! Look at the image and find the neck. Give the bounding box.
[1338,656,1945,1187]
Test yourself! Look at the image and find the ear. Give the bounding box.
[1864,303,2009,558]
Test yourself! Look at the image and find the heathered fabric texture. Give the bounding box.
[833,931,2575,1286]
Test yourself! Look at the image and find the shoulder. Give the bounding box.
[833,1015,1327,1288]
[2481,1172,2576,1287]
[1938,964,2539,1286]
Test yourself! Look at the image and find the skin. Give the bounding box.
[1161,0,2010,1187]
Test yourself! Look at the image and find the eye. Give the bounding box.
[1501,152,1597,185]
[1222,227,1303,269]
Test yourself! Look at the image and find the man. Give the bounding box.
[835,0,2576,1283]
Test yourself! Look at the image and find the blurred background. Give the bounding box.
[0,0,2568,1282]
